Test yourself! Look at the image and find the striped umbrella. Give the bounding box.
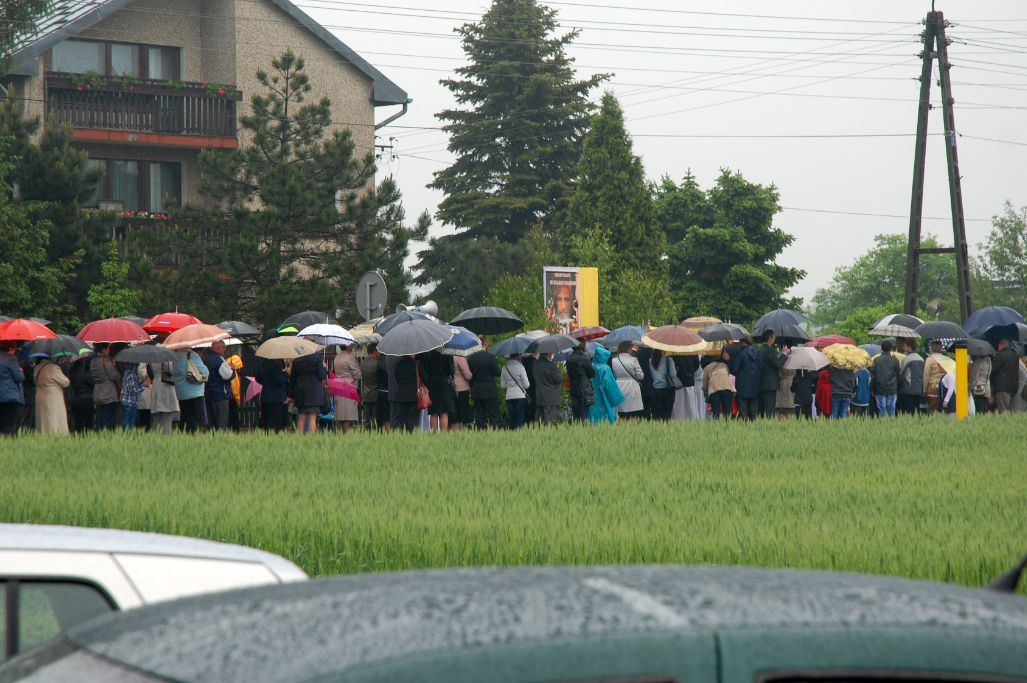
[160,324,230,350]
[869,324,920,338]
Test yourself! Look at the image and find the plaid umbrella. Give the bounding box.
[161,324,230,350]
[869,324,920,338]
[571,326,610,342]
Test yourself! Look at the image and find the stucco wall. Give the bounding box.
[200,0,237,85]
[74,142,201,206]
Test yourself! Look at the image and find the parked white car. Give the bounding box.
[0,524,307,659]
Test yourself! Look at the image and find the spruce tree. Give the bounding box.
[131,51,428,331]
[416,0,607,314]
[561,92,665,275]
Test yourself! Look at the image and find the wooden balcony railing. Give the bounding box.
[46,73,241,139]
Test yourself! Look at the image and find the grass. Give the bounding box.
[2,416,1025,591]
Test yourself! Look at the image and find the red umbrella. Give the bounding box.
[78,317,150,343]
[0,319,57,341]
[143,312,203,334]
[808,334,855,350]
[571,326,610,342]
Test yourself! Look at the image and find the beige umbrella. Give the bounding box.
[680,317,724,355]
[160,324,229,350]
[255,336,324,359]
[640,325,707,355]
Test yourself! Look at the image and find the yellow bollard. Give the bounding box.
[955,344,968,420]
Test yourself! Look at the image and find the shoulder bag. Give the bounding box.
[416,361,432,410]
[185,355,207,384]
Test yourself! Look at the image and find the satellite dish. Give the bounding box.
[355,271,387,322]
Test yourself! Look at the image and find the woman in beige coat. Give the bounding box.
[34,358,70,435]
[332,344,361,433]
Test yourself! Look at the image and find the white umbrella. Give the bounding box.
[298,323,356,347]
[783,347,831,372]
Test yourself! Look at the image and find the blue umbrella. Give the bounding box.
[490,335,533,358]
[602,325,646,349]
[964,306,1025,337]
[441,326,482,357]
[859,343,882,357]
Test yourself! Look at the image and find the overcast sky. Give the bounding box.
[301,0,1027,305]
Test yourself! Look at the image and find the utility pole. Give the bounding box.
[903,10,974,322]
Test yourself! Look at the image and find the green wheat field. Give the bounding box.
[4,416,1025,589]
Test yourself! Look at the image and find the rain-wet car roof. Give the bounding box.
[4,565,1027,683]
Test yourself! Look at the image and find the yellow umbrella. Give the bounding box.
[823,343,871,370]
[938,357,957,375]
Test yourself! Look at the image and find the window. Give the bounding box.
[1,580,114,659]
[52,39,179,80]
[83,159,181,213]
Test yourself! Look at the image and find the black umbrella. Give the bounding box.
[946,338,996,356]
[871,313,925,330]
[377,320,453,356]
[753,323,811,346]
[449,306,524,336]
[280,311,335,329]
[490,335,534,358]
[374,310,438,336]
[915,320,968,341]
[23,335,92,359]
[0,316,10,323]
[698,322,749,342]
[117,315,147,326]
[217,320,261,337]
[114,345,180,364]
[753,309,808,330]
[964,306,1025,337]
[26,317,51,326]
[524,334,577,355]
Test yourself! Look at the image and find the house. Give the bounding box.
[3,0,410,217]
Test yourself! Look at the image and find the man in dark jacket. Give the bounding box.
[467,340,502,429]
[257,357,289,432]
[757,330,788,418]
[532,352,564,426]
[727,336,762,421]
[387,355,426,432]
[203,340,235,431]
[829,366,856,418]
[898,339,924,414]
[869,340,902,417]
[634,346,654,420]
[68,356,96,432]
[991,338,1020,413]
[565,340,596,424]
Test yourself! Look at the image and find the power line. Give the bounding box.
[781,206,991,222]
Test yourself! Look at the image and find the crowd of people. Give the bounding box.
[2,328,1025,437]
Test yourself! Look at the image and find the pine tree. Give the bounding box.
[130,51,428,331]
[561,92,665,275]
[655,171,713,244]
[416,0,607,314]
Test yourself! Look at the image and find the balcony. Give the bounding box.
[46,73,242,149]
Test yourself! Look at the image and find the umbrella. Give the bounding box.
[256,336,324,360]
[378,319,454,356]
[858,343,882,357]
[516,330,550,340]
[753,309,809,329]
[524,334,578,355]
[23,335,92,359]
[974,322,1025,348]
[374,310,439,336]
[280,311,336,329]
[571,326,610,342]
[915,320,968,342]
[964,306,1025,337]
[556,340,595,362]
[442,326,483,357]
[698,322,749,342]
[192,337,243,349]
[783,346,831,372]
[449,306,523,336]
[113,345,180,364]
[78,317,151,343]
[808,334,855,350]
[602,325,647,349]
[871,313,924,329]
[823,343,871,370]
[298,323,356,347]
[757,323,811,346]
[117,315,147,326]
[490,335,534,358]
[244,377,263,403]
[216,320,260,337]
[161,324,230,350]
[0,319,56,341]
[348,319,383,345]
[143,312,203,335]
[276,325,301,336]
[0,316,9,322]
[946,338,996,356]
[681,316,722,331]
[641,325,706,354]
[327,371,361,401]
[869,324,920,338]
